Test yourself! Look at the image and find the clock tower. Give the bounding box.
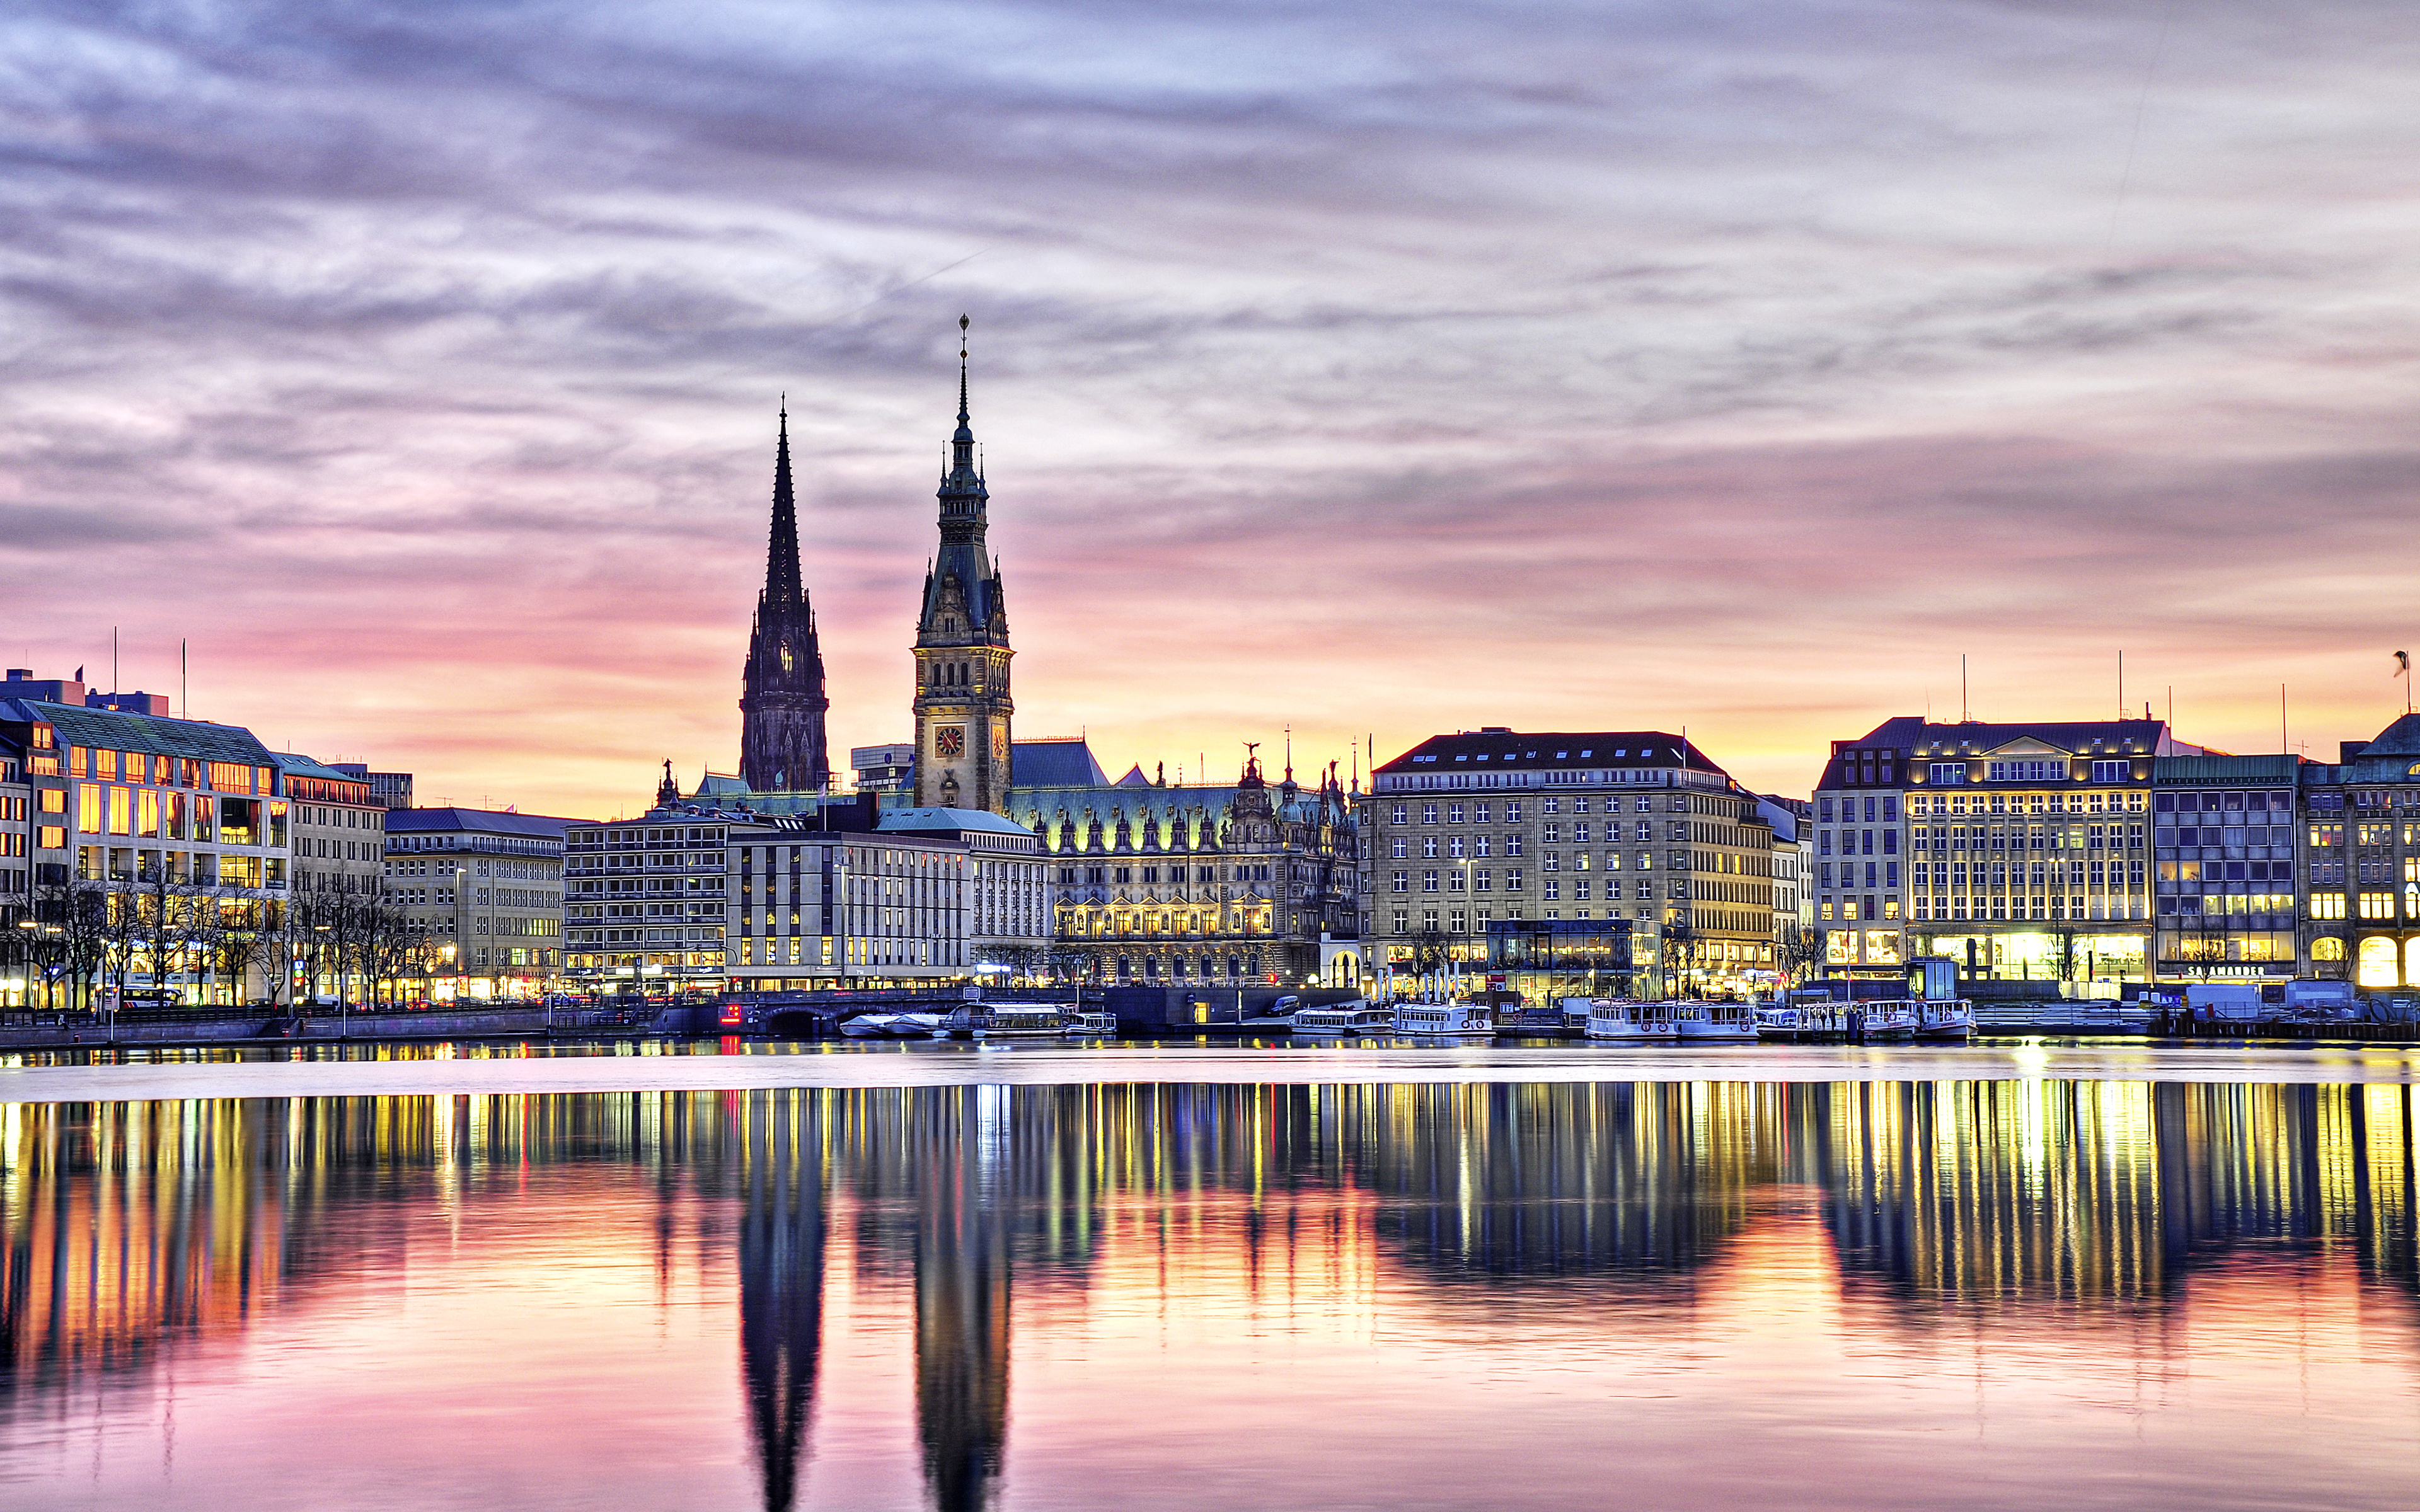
[912,317,1013,813]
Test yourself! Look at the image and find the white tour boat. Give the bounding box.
[1291,1003,1398,1037]
[1584,1000,1678,1044]
[941,1004,1069,1040]
[1393,1001,1497,1040]
[1672,1000,1758,1043]
[1912,999,1973,1039]
[1063,1009,1119,1038]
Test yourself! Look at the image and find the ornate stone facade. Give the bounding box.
[1006,753,1361,988]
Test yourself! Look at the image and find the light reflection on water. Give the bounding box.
[4,1080,2419,1510]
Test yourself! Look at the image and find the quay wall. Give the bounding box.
[0,1009,553,1050]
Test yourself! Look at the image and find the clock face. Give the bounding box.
[936,726,966,759]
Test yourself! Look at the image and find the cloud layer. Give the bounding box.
[4,0,2417,814]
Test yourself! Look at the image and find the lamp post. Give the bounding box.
[313,922,336,1040]
[8,916,34,1012]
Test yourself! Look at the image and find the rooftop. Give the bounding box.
[384,808,583,840]
[1010,738,1110,789]
[1375,730,1725,776]
[8,697,275,766]
[877,806,1039,837]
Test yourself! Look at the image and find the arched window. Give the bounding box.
[2359,936,2400,988]
[2312,936,2346,961]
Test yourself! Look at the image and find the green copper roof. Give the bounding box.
[13,699,274,765]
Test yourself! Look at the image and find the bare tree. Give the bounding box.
[1778,925,1822,992]
[1660,912,1700,1000]
[1046,939,1091,989]
[31,876,108,1014]
[250,893,305,1009]
[210,892,272,1008]
[124,863,214,1007]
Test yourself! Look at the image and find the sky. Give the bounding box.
[3,0,2417,819]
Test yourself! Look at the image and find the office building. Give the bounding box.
[383,807,575,999]
[2296,713,2420,990]
[850,743,916,796]
[2150,753,2303,980]
[1363,728,1775,999]
[277,755,388,900]
[1824,717,2188,983]
[0,687,292,1005]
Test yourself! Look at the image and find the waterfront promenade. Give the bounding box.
[6,1037,2420,1104]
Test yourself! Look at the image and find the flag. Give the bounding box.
[2399,651,2411,677]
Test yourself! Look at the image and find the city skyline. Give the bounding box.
[5,0,2417,820]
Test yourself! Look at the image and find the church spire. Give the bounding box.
[766,398,802,603]
[740,401,831,794]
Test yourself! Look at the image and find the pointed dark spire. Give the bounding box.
[740,399,832,794]
[766,401,802,604]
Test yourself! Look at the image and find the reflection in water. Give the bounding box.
[738,1092,826,1512]
[6,1081,2420,1509]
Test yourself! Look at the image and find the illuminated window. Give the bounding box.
[2360,936,2402,988]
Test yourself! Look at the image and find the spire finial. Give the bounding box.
[957,314,971,423]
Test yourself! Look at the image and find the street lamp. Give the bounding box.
[313,923,338,1040]
[6,916,35,1012]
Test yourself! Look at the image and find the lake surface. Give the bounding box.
[6,1053,2420,1509]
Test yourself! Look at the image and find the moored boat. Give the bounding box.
[1291,1003,1397,1037]
[1913,999,1973,1040]
[941,1004,1071,1039]
[1393,1001,1497,1040]
[1672,1000,1757,1043]
[1755,999,1919,1041]
[1064,1009,1119,1037]
[1585,999,1678,1044]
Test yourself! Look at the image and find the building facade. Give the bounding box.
[1007,750,1361,990]
[329,763,415,810]
[563,780,999,992]
[912,323,1014,813]
[562,789,734,993]
[279,755,387,902]
[1362,729,1778,999]
[850,743,916,797]
[383,808,573,999]
[879,807,1052,972]
[1760,794,1812,977]
[2150,754,2303,982]
[739,405,833,795]
[0,689,292,1006]
[725,825,972,987]
[1821,718,2181,983]
[2295,713,2420,990]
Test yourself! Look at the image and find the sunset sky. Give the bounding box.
[4,0,2417,819]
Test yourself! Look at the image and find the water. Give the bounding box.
[5,1050,2420,1509]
